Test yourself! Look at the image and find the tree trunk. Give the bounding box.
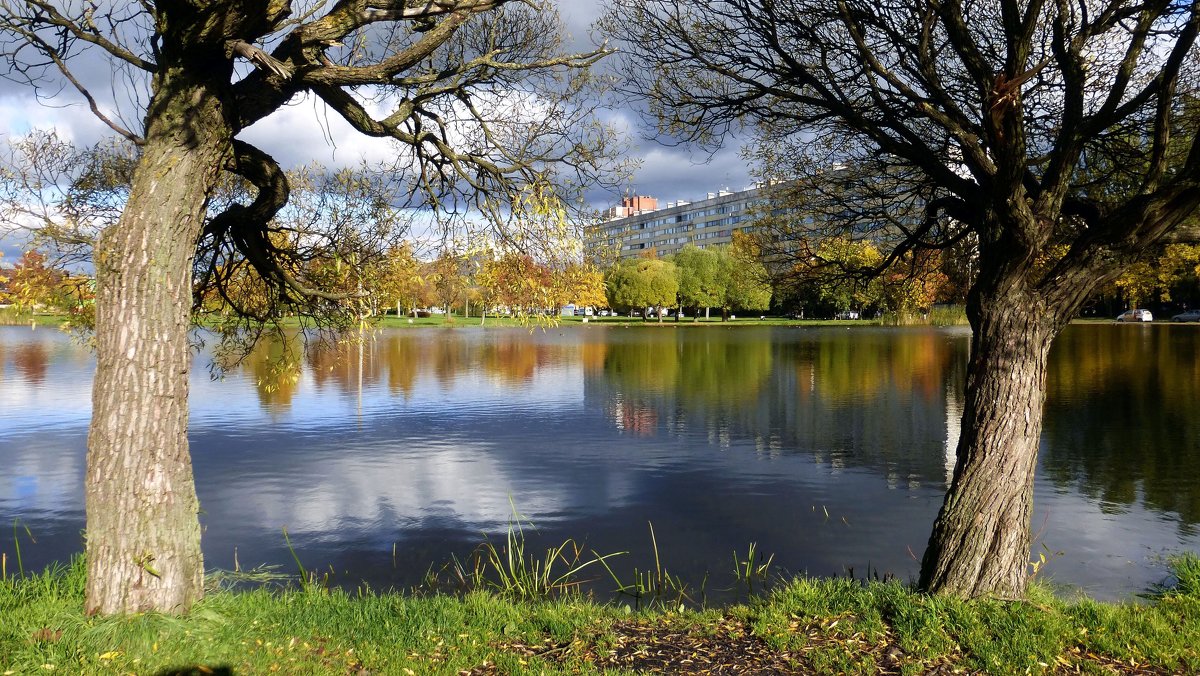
[919,282,1056,598]
[85,74,230,615]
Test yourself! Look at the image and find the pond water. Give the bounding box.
[1,323,1198,602]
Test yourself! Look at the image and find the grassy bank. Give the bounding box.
[3,557,1199,674]
[0,308,68,327]
[372,313,971,329]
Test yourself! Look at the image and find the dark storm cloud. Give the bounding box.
[557,0,754,209]
[1,230,31,260]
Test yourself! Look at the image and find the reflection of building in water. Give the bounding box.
[944,381,963,486]
[609,393,659,436]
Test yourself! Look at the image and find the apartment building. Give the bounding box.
[587,185,768,261]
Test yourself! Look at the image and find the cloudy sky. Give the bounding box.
[0,0,753,258]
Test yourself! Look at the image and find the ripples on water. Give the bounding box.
[1,323,1198,601]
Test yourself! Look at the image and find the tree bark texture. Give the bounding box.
[85,72,231,615]
[919,281,1055,598]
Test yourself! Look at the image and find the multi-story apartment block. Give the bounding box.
[587,185,767,261]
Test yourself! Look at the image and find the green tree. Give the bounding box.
[1,0,620,614]
[720,233,772,317]
[673,245,726,318]
[609,0,1200,599]
[605,258,679,321]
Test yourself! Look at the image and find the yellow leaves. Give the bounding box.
[1113,243,1200,305]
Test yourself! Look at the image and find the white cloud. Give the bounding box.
[238,92,401,171]
[0,94,112,144]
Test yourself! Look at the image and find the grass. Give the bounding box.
[0,307,969,331]
[424,509,627,602]
[0,308,68,327]
[370,312,964,329]
[3,555,1200,674]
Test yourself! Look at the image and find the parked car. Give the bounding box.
[834,310,861,320]
[1116,309,1153,322]
[1171,310,1200,322]
[598,310,610,317]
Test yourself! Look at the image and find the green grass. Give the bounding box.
[4,556,1200,674]
[0,308,68,327]
[373,313,898,329]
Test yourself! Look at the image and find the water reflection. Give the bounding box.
[12,341,49,384]
[1,324,1198,600]
[589,328,966,490]
[1044,326,1200,532]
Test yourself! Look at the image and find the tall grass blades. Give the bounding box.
[1153,554,1200,598]
[596,522,698,609]
[282,526,330,592]
[467,510,625,601]
[4,519,36,581]
[732,541,775,595]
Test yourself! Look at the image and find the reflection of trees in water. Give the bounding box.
[12,341,49,384]
[578,340,608,375]
[244,335,304,412]
[478,336,553,385]
[600,334,683,437]
[432,332,472,389]
[1043,327,1200,528]
[246,330,587,411]
[594,329,966,485]
[383,335,421,398]
[771,331,964,485]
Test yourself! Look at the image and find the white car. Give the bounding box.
[1116,309,1153,322]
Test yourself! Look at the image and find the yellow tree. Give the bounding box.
[425,252,471,318]
[882,251,949,320]
[479,251,554,317]
[374,243,426,318]
[558,263,608,311]
[804,238,884,312]
[6,250,64,312]
[1113,244,1200,306]
[722,232,772,317]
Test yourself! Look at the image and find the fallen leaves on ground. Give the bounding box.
[485,615,1179,674]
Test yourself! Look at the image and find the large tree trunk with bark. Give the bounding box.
[919,276,1057,598]
[85,71,230,615]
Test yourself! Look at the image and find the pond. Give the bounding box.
[1,323,1198,602]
